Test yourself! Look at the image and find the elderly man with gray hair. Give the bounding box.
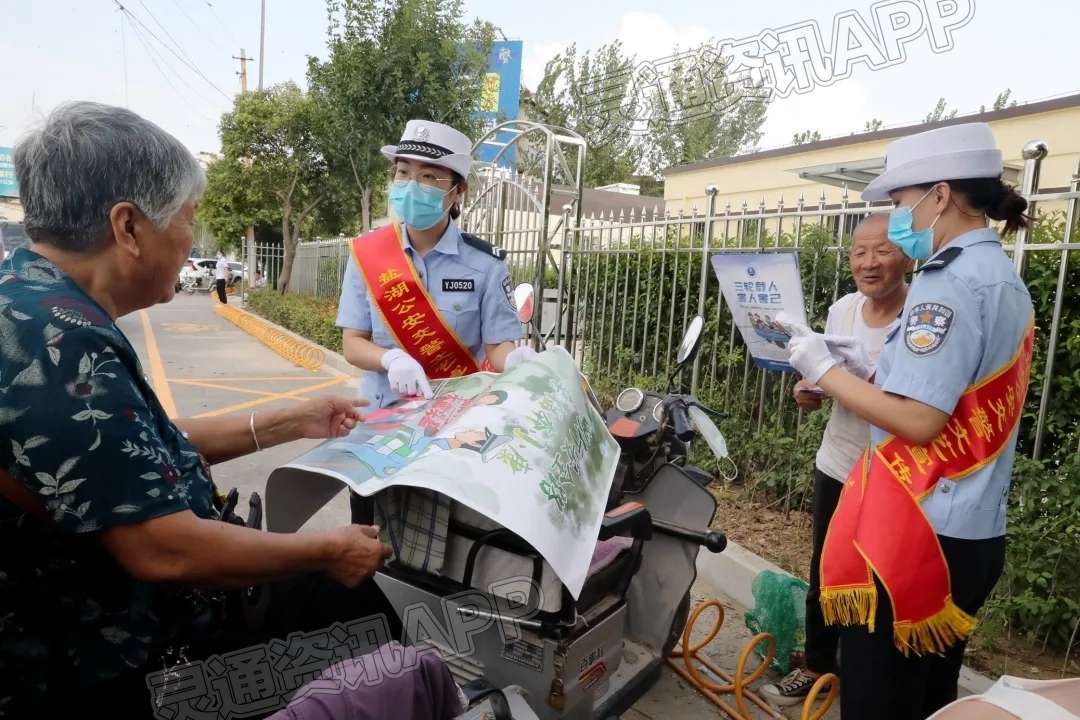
[763,213,912,705]
[0,102,418,718]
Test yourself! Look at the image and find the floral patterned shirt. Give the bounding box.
[0,248,217,708]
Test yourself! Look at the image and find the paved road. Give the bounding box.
[121,292,833,720]
[119,292,354,531]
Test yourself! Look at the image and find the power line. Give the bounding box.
[124,13,222,117]
[132,0,201,74]
[113,0,231,101]
[203,0,240,48]
[127,17,218,122]
[166,0,228,54]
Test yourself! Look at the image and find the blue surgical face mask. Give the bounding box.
[389,180,454,230]
[887,186,942,261]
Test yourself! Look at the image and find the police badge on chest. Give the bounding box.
[905,303,953,356]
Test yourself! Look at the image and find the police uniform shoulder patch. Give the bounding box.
[461,232,507,261]
[502,275,515,309]
[904,302,954,356]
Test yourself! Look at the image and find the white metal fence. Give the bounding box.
[239,143,1079,461]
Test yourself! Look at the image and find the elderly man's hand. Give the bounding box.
[793,379,825,411]
[291,396,367,439]
[324,525,393,587]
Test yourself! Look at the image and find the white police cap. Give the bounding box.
[862,122,1003,201]
[381,120,473,179]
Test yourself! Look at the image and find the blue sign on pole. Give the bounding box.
[472,40,522,168]
[0,147,18,198]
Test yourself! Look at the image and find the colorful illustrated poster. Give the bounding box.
[711,251,807,372]
[265,347,618,598]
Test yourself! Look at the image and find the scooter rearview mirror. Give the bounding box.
[513,283,535,324]
[676,315,705,367]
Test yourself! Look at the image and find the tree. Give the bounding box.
[531,42,769,184]
[530,42,641,187]
[641,47,769,175]
[981,88,1018,113]
[924,97,958,124]
[863,118,884,132]
[201,83,338,292]
[306,0,494,233]
[791,129,822,145]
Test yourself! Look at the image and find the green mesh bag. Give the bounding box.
[743,570,809,674]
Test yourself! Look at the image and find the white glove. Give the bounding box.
[785,327,838,384]
[503,346,537,370]
[822,334,874,380]
[380,348,433,398]
[777,313,871,380]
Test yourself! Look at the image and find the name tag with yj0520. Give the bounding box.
[442,279,475,292]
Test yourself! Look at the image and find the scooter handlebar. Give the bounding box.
[670,402,694,442]
[703,531,727,554]
[652,519,727,554]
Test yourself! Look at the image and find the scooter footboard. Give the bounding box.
[375,573,627,720]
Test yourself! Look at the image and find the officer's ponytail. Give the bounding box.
[448,171,466,221]
[947,177,1030,236]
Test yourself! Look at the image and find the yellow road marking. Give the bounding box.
[139,310,179,418]
[172,375,336,382]
[192,376,347,418]
[169,378,306,401]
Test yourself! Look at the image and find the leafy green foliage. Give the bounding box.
[307,0,494,232]
[246,289,343,353]
[530,41,770,186]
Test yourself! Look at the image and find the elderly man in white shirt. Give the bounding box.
[764,213,913,704]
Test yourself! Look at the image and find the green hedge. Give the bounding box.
[246,289,343,354]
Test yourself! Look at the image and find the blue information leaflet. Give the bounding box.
[711,252,808,372]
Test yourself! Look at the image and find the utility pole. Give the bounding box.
[257,0,266,90]
[233,48,252,94]
[234,46,257,282]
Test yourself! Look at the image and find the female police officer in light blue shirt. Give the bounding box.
[336,120,531,409]
[336,121,532,525]
[786,123,1034,720]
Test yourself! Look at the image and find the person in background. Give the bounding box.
[786,123,1035,719]
[214,250,230,303]
[762,213,912,705]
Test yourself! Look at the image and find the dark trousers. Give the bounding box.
[805,468,843,673]
[49,573,401,719]
[838,535,1005,720]
[215,278,228,303]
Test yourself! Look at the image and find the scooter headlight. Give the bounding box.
[615,387,645,413]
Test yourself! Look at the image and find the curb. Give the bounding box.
[218,300,360,382]
[695,540,996,694]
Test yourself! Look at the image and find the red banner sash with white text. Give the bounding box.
[820,319,1035,655]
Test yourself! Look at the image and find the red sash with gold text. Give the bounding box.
[351,225,481,379]
[820,320,1035,655]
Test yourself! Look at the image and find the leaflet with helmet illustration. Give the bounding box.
[264,347,618,598]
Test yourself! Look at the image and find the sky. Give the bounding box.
[2,0,1079,165]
